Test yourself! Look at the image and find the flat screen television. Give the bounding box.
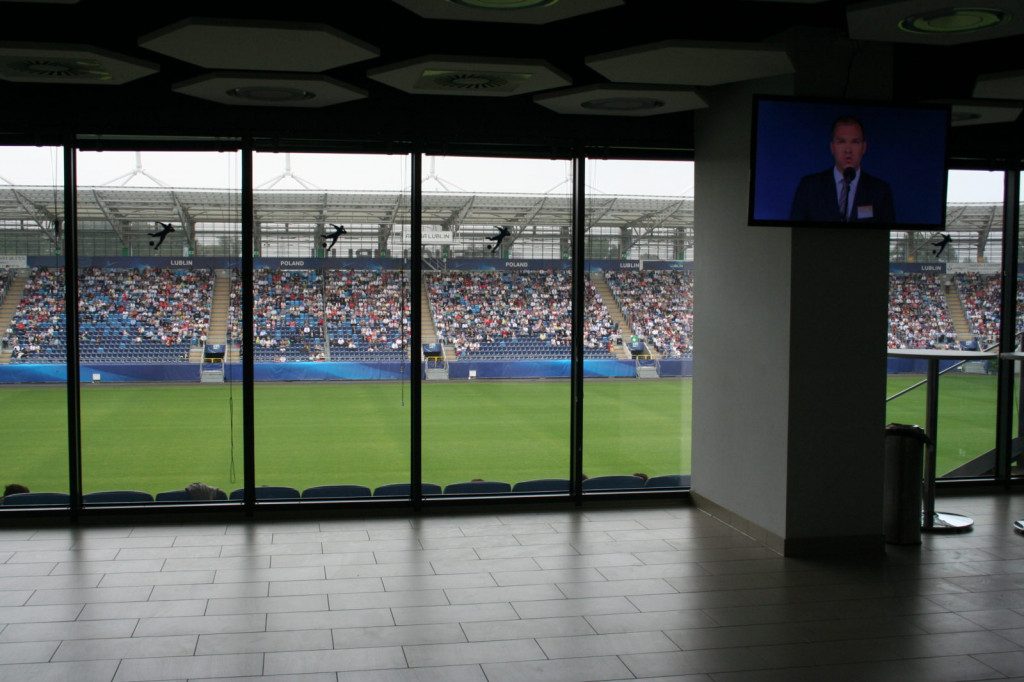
[748,95,950,229]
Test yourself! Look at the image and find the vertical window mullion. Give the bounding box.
[64,142,82,515]
[241,142,256,512]
[411,151,423,507]
[571,153,585,502]
[997,168,1021,484]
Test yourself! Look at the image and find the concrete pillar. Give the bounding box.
[690,34,892,556]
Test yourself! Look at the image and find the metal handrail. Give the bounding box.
[886,341,999,402]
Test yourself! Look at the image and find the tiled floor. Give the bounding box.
[3,494,1024,681]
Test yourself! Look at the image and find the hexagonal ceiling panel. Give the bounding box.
[973,69,1024,100]
[586,40,793,87]
[534,84,707,117]
[948,101,1022,126]
[367,55,570,96]
[0,42,157,84]
[139,18,379,72]
[391,0,622,24]
[847,0,1024,46]
[173,72,367,108]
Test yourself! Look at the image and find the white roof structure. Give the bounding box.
[0,183,1011,261]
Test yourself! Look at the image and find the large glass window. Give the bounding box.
[252,152,411,499]
[887,170,1005,479]
[75,150,242,502]
[582,159,693,490]
[0,146,69,504]
[421,156,572,494]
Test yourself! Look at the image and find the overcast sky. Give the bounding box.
[0,146,1008,202]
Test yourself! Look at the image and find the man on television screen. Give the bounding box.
[789,115,894,224]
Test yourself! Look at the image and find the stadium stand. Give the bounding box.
[0,492,70,506]
[426,270,616,359]
[581,474,647,490]
[9,265,1014,366]
[644,474,691,488]
[324,269,408,361]
[229,486,301,500]
[511,478,571,493]
[82,490,155,503]
[0,474,687,506]
[373,483,443,496]
[155,489,228,501]
[606,270,693,358]
[955,272,1002,347]
[6,267,65,363]
[301,484,372,498]
[887,273,958,349]
[0,267,10,305]
[230,268,409,361]
[6,267,211,363]
[251,269,326,362]
[443,480,512,494]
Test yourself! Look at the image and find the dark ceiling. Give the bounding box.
[0,0,1021,163]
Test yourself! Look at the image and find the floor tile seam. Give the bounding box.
[110,655,124,682]
[967,649,1024,673]
[149,583,271,601]
[733,628,1024,665]
[943,574,1024,589]
[677,652,1007,680]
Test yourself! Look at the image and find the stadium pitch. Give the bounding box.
[0,373,1001,497]
[885,372,1002,476]
[0,379,691,496]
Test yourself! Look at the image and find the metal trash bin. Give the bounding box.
[884,423,930,545]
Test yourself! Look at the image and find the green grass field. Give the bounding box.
[885,372,1001,475]
[0,373,1002,496]
[0,379,691,495]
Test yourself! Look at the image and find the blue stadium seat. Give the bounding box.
[301,485,372,499]
[512,478,571,493]
[83,490,154,504]
[582,475,646,491]
[155,489,228,501]
[1,492,70,506]
[443,481,512,495]
[229,486,301,500]
[154,490,191,501]
[373,483,442,497]
[644,474,691,488]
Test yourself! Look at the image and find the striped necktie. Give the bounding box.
[839,177,850,221]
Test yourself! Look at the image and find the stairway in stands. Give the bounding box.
[592,273,636,359]
[420,283,438,346]
[943,276,974,343]
[203,269,234,363]
[0,269,30,365]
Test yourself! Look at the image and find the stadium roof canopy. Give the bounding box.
[0,184,1007,236]
[0,185,695,235]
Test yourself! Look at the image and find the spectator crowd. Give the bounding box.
[427,270,617,358]
[5,267,211,362]
[607,270,693,357]
[9,266,1024,363]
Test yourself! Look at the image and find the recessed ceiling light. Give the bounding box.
[898,7,1011,34]
[226,86,316,102]
[419,69,533,92]
[431,72,505,89]
[9,58,110,80]
[581,97,665,111]
[445,0,558,8]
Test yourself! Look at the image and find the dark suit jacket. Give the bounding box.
[789,169,895,224]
